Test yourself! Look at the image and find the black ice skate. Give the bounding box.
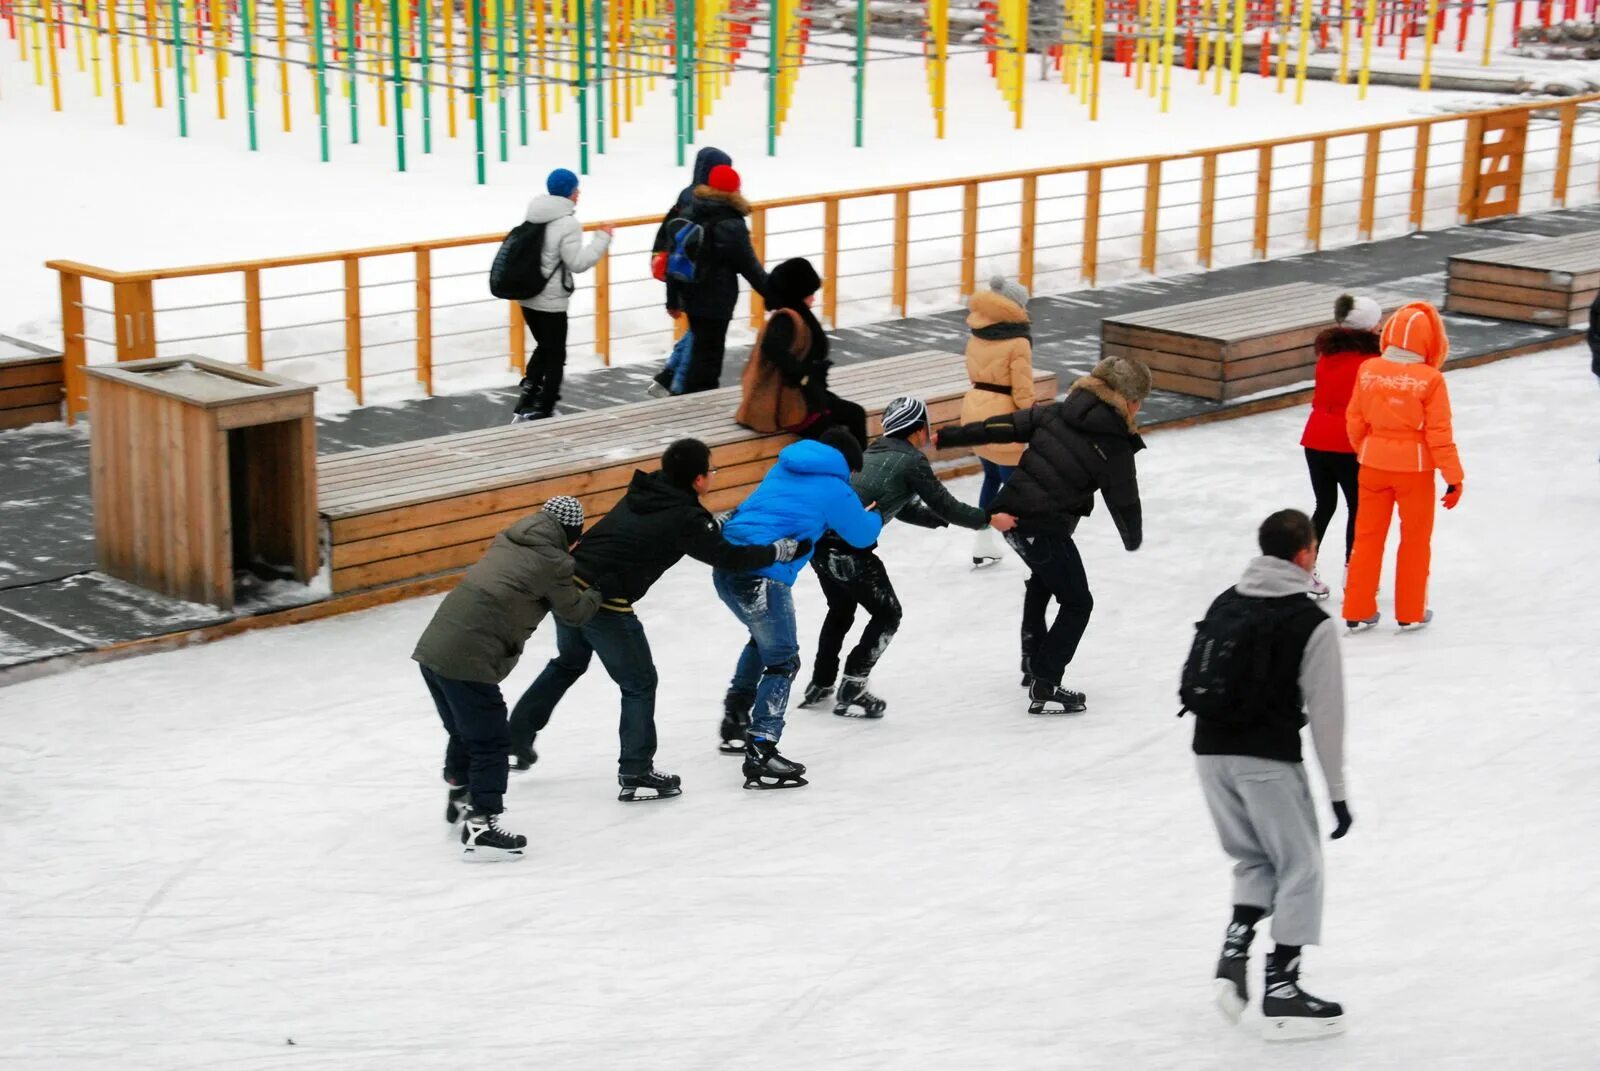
[1212,922,1256,1024]
[617,768,683,802]
[510,745,537,772]
[799,681,835,709]
[1027,678,1087,715]
[460,810,527,862]
[1344,613,1380,633]
[1261,955,1344,1041]
[743,737,808,790]
[1398,609,1434,632]
[719,691,753,755]
[445,782,470,825]
[833,675,886,719]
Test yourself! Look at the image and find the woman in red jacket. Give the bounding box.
[1300,294,1382,596]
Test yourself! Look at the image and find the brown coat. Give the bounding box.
[735,308,812,433]
[960,289,1037,466]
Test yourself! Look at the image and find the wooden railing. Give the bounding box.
[48,93,1600,422]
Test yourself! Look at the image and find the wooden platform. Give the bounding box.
[1100,282,1364,402]
[0,352,64,430]
[316,351,1058,594]
[1445,231,1600,327]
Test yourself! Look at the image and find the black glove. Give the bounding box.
[771,537,813,564]
[1330,801,1353,840]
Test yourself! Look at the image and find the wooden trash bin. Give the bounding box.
[86,356,318,610]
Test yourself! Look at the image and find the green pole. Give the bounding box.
[470,0,485,182]
[854,0,865,148]
[421,0,432,153]
[577,0,588,173]
[312,0,330,159]
[345,0,357,142]
[594,0,605,155]
[673,0,685,165]
[389,0,406,170]
[171,0,188,136]
[685,0,695,146]
[495,0,507,162]
[766,0,776,156]
[516,0,527,146]
[242,0,258,149]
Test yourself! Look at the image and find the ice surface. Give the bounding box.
[1,348,1597,1068]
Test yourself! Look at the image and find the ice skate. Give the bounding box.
[509,746,537,772]
[833,675,886,719]
[617,768,683,802]
[971,526,1005,569]
[460,810,527,862]
[445,783,470,825]
[645,379,671,399]
[1261,956,1344,1041]
[1398,609,1434,632]
[742,737,808,790]
[799,681,835,709]
[1344,613,1380,633]
[1308,570,1330,599]
[719,691,753,755]
[1027,678,1087,715]
[1212,922,1256,1025]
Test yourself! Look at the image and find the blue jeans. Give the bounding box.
[979,459,1015,510]
[713,571,801,742]
[508,611,660,775]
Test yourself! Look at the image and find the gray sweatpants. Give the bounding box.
[1196,755,1324,946]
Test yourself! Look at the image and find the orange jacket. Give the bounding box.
[1344,302,1464,484]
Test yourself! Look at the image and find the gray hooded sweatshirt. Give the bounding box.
[1231,555,1348,798]
[519,194,612,314]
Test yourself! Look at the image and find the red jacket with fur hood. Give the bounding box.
[1300,326,1381,453]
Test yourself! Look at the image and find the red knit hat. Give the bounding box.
[1380,301,1449,368]
[707,164,741,193]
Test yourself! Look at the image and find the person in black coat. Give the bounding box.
[753,257,868,447]
[937,356,1151,714]
[508,438,808,800]
[1589,290,1599,382]
[666,165,769,393]
[652,146,731,260]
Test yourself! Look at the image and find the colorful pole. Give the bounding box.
[1227,0,1244,105]
[516,0,527,145]
[311,0,329,159]
[241,0,257,146]
[495,0,507,161]
[1420,0,1437,89]
[593,0,605,154]
[169,0,185,129]
[1358,0,1374,99]
[577,0,588,172]
[1295,0,1311,102]
[344,0,357,142]
[389,0,405,168]
[421,0,432,151]
[854,0,865,146]
[470,0,485,181]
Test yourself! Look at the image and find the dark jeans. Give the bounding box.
[810,540,901,685]
[1005,529,1093,687]
[683,314,731,393]
[517,306,569,414]
[978,459,1015,510]
[797,393,868,450]
[421,665,511,814]
[508,612,660,775]
[1304,447,1359,563]
[713,570,800,742]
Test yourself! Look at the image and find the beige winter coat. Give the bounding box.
[959,290,1037,466]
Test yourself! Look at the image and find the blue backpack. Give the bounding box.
[665,217,707,285]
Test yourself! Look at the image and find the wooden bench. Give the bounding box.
[1101,282,1376,402]
[0,337,65,430]
[1445,231,1600,327]
[316,351,1058,594]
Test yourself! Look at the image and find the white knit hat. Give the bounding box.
[989,275,1030,310]
[1335,294,1382,332]
[881,396,929,438]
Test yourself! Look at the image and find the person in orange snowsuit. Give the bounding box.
[1341,302,1464,631]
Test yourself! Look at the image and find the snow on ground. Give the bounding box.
[2,346,1596,1068]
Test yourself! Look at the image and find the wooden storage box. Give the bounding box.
[1445,232,1600,327]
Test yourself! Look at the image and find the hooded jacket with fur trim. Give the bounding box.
[960,289,1037,467]
[1344,302,1463,483]
[1300,326,1381,454]
[666,185,769,320]
[938,375,1145,548]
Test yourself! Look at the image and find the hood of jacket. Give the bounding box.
[966,288,1029,330]
[524,193,578,225]
[500,511,573,556]
[1314,326,1382,357]
[775,438,852,479]
[616,468,699,515]
[1234,555,1315,598]
[1063,375,1141,437]
[690,185,752,218]
[692,146,732,187]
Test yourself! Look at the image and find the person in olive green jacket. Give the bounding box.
[413,496,601,861]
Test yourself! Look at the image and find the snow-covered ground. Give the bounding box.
[2,346,1595,1068]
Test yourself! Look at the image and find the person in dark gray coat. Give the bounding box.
[802,397,1017,718]
[413,496,601,860]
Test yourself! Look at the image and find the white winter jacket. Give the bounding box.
[518,194,612,314]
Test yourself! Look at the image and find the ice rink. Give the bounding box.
[1,348,1596,1068]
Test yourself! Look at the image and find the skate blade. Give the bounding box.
[1262,1014,1345,1042]
[798,688,835,709]
[617,786,683,802]
[743,775,809,790]
[1028,702,1087,716]
[833,706,885,720]
[1212,979,1246,1025]
[461,845,526,862]
[1396,622,1431,633]
[717,741,746,755]
[971,556,1002,570]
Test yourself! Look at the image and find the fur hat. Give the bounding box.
[546,168,579,198]
[880,396,929,438]
[1334,294,1382,332]
[989,275,1030,310]
[819,426,864,473]
[707,164,741,194]
[1090,356,1153,404]
[766,258,822,310]
[1380,301,1449,368]
[541,495,585,543]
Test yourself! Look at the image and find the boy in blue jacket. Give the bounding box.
[715,428,883,788]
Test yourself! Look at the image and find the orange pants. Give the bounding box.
[1341,468,1436,625]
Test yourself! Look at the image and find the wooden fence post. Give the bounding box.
[343,256,363,405]
[892,189,910,317]
[1253,146,1273,259]
[960,181,978,297]
[244,269,264,371]
[59,269,87,423]
[509,301,526,374]
[823,197,840,326]
[749,207,767,328]
[1019,174,1037,293]
[1457,116,1484,224]
[1082,168,1101,287]
[1198,154,1217,268]
[415,247,433,394]
[1358,130,1381,240]
[1140,161,1161,274]
[1553,102,1576,207]
[1307,139,1327,250]
[594,247,611,365]
[1409,125,1431,230]
[111,278,155,361]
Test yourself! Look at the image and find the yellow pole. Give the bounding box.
[31,0,45,87]
[75,0,87,73]
[1294,0,1310,102]
[131,0,141,83]
[1419,0,1436,90]
[17,0,28,63]
[1227,0,1244,106]
[89,0,104,96]
[1337,0,1350,83]
[445,0,457,132]
[1090,0,1102,119]
[537,0,548,129]
[1159,0,1177,112]
[185,0,197,93]
[273,0,287,127]
[211,0,225,117]
[375,0,388,126]
[1482,0,1496,67]
[1275,0,1289,92]
[147,0,163,105]
[42,0,62,107]
[1134,0,1146,89]
[1015,0,1025,126]
[1358,0,1374,99]
[1212,0,1226,93]
[1197,0,1210,84]
[108,0,126,121]
[610,0,620,137]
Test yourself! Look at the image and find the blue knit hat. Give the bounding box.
[547,168,579,198]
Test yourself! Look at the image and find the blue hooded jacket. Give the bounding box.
[721,440,883,585]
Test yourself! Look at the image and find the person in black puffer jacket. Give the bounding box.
[937,355,1151,714]
[666,165,769,393]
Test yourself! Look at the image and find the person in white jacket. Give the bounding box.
[513,168,613,421]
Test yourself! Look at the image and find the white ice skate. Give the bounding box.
[971,526,1005,570]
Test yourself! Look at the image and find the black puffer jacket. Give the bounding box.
[573,469,776,608]
[652,147,732,254]
[1589,291,1599,380]
[666,186,769,320]
[938,376,1145,549]
[759,258,832,411]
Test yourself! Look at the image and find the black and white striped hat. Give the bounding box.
[541,495,585,538]
[881,396,929,438]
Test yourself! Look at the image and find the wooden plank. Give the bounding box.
[1149,368,1223,401]
[1197,155,1217,268]
[416,247,434,393]
[1101,325,1226,361]
[509,302,526,375]
[1447,259,1571,289]
[1442,294,1575,325]
[0,383,68,409]
[1019,174,1037,293]
[1252,146,1271,258]
[1140,160,1161,274]
[59,270,87,422]
[244,269,264,371]
[1358,130,1380,240]
[343,256,363,405]
[1102,343,1225,380]
[1306,139,1326,250]
[0,405,64,429]
[1554,102,1577,207]
[1082,168,1101,286]
[892,190,910,316]
[1219,361,1325,401]
[959,183,978,296]
[1409,124,1430,230]
[0,357,66,388]
[594,252,610,366]
[824,198,841,322]
[1446,277,1576,310]
[214,394,316,431]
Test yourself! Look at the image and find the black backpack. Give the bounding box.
[489,220,556,301]
[1178,590,1307,725]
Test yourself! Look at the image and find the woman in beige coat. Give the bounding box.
[961,276,1037,566]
